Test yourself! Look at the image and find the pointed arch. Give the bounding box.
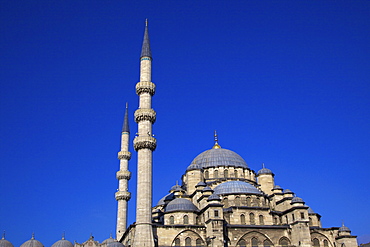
[172,230,205,247]
[279,237,290,247]
[250,212,255,225]
[214,170,219,178]
[169,215,174,225]
[241,214,246,224]
[259,215,264,225]
[312,238,320,247]
[235,196,241,206]
[252,237,259,247]
[224,169,229,178]
[237,239,247,247]
[185,237,191,247]
[174,238,180,246]
[264,239,273,247]
[183,215,189,224]
[204,170,209,179]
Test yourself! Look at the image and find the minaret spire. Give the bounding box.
[132,20,156,247]
[115,103,132,240]
[213,130,221,149]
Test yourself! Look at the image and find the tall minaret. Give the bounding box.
[132,20,156,247]
[115,103,131,240]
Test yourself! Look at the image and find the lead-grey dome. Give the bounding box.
[103,237,124,247]
[20,235,43,247]
[157,193,175,206]
[0,236,14,247]
[214,181,262,195]
[165,198,199,212]
[187,148,248,171]
[257,167,273,175]
[339,224,351,232]
[51,238,73,247]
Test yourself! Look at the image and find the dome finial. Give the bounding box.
[62,231,65,240]
[145,18,148,27]
[2,230,5,240]
[31,233,35,240]
[212,130,221,149]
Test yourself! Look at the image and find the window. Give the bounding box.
[223,197,229,207]
[235,196,241,206]
[250,213,255,225]
[264,240,272,247]
[252,237,258,247]
[309,217,313,226]
[312,238,320,247]
[241,214,246,224]
[301,212,305,219]
[205,171,209,179]
[214,210,219,218]
[255,198,260,207]
[259,215,264,225]
[238,239,246,247]
[274,217,278,225]
[174,238,180,247]
[279,238,289,247]
[324,240,329,247]
[235,169,238,178]
[196,238,202,246]
[214,170,218,178]
[246,197,251,206]
[185,237,192,247]
[224,169,229,178]
[183,215,189,224]
[292,213,295,221]
[285,215,288,224]
[169,215,174,225]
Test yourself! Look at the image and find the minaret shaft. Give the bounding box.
[132,22,156,247]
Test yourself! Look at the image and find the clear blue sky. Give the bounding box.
[1,1,369,246]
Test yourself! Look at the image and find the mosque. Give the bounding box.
[0,22,359,247]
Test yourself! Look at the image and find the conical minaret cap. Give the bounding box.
[140,19,152,59]
[122,102,130,133]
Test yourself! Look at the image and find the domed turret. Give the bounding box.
[257,163,275,195]
[20,234,44,247]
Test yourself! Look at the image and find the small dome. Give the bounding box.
[51,238,73,247]
[170,184,183,192]
[107,242,124,247]
[187,148,248,171]
[157,193,175,206]
[273,185,282,190]
[291,197,304,203]
[165,198,199,212]
[202,186,213,192]
[195,181,206,187]
[0,235,14,247]
[257,167,273,175]
[284,189,293,193]
[214,181,262,195]
[207,193,221,201]
[21,235,44,247]
[339,224,351,232]
[102,236,115,244]
[307,207,315,214]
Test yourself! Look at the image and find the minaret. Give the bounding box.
[132,20,156,247]
[115,103,131,240]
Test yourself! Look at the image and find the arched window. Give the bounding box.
[250,213,255,225]
[183,215,189,224]
[169,215,174,225]
[185,237,192,247]
[255,198,260,207]
[279,237,290,247]
[238,239,246,247]
[235,196,241,206]
[241,214,246,224]
[264,240,273,247]
[196,215,200,225]
[174,238,180,247]
[205,171,209,179]
[312,238,320,247]
[214,170,218,178]
[235,169,238,178]
[259,215,264,225]
[196,238,202,246]
[324,240,329,247]
[246,197,251,206]
[224,169,229,178]
[223,197,229,207]
[252,237,258,247]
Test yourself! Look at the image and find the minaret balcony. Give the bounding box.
[117,151,131,160]
[134,108,156,123]
[136,81,156,96]
[116,170,131,180]
[115,191,131,201]
[133,136,157,151]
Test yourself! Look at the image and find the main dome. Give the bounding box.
[187,148,248,171]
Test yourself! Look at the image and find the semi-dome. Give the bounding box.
[51,238,73,247]
[102,236,124,247]
[0,235,14,247]
[157,193,175,206]
[20,235,43,247]
[214,181,262,195]
[187,148,248,171]
[165,198,199,212]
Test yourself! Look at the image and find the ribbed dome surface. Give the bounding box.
[187,148,248,170]
[0,239,14,247]
[214,181,262,195]
[165,198,199,212]
[51,239,73,247]
[20,238,43,247]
